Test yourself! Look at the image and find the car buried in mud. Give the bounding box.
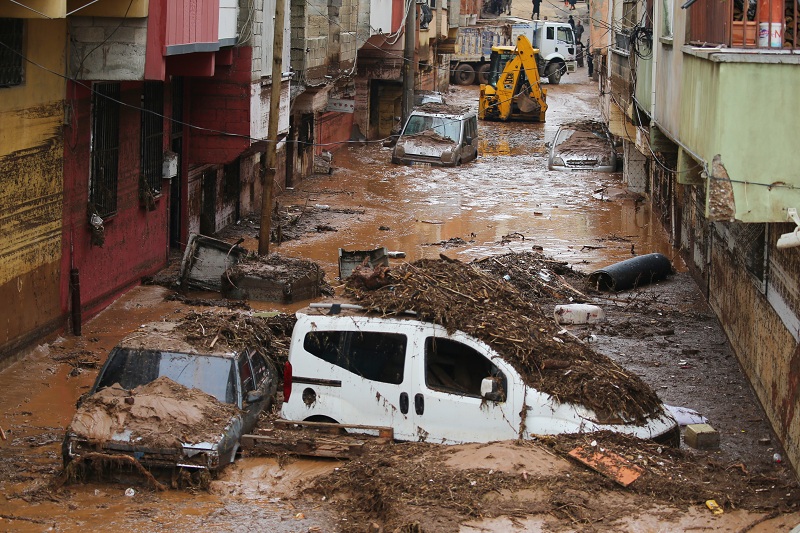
[281,304,679,446]
[548,121,618,172]
[392,104,479,167]
[62,322,277,473]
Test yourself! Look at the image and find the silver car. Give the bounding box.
[548,121,618,172]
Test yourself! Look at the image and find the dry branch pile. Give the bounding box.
[174,311,296,365]
[345,258,662,423]
[473,251,588,303]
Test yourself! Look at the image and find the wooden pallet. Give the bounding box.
[241,419,394,459]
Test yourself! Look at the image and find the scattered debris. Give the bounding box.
[180,234,247,292]
[221,253,333,304]
[339,247,389,279]
[568,445,644,486]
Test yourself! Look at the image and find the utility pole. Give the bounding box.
[259,0,286,255]
[401,0,416,124]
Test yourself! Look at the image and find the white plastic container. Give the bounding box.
[758,22,783,48]
[554,304,606,325]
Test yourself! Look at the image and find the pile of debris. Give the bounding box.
[345,258,662,423]
[68,377,239,448]
[221,253,334,304]
[473,251,588,304]
[173,311,296,366]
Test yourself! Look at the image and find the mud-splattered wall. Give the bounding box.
[0,20,66,360]
[61,80,170,322]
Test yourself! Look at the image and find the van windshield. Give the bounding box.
[403,115,460,143]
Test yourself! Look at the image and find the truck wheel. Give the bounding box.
[476,63,491,85]
[454,64,476,85]
[546,62,563,85]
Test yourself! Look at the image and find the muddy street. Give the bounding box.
[1,75,798,533]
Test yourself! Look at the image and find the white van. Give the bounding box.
[281,307,679,444]
[391,104,479,167]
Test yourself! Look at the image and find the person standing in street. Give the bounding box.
[568,0,577,9]
[568,15,575,30]
[574,20,585,67]
[531,0,541,18]
[587,38,594,77]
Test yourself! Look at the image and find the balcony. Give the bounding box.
[687,0,798,50]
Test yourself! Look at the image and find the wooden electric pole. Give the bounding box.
[401,0,416,125]
[259,0,286,255]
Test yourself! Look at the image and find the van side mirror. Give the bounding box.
[480,377,505,402]
[465,136,473,145]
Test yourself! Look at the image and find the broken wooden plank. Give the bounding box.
[567,446,645,487]
[241,431,367,459]
[273,419,394,441]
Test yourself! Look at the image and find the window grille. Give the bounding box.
[140,81,164,195]
[718,220,767,285]
[0,18,23,87]
[90,83,121,217]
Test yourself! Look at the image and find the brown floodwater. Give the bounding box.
[269,81,685,283]
[0,76,707,532]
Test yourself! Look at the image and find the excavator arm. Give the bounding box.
[478,35,548,122]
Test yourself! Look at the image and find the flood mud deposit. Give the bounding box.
[1,76,798,532]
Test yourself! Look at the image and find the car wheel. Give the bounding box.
[545,62,563,85]
[476,63,491,85]
[453,64,476,86]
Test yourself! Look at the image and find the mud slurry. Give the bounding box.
[2,78,799,532]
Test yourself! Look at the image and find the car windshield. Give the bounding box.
[96,348,238,404]
[403,115,460,142]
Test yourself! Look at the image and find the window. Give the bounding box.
[239,353,255,392]
[546,27,555,40]
[140,81,164,195]
[90,83,121,217]
[303,331,407,384]
[0,18,23,88]
[557,27,575,44]
[424,337,506,399]
[249,351,269,385]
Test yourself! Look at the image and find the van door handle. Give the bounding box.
[414,393,424,415]
[400,392,409,414]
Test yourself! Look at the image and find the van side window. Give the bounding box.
[249,351,268,385]
[303,331,406,385]
[239,354,255,392]
[424,338,506,399]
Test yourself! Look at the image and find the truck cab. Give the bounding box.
[512,21,577,84]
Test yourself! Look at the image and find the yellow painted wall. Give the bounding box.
[0,19,66,356]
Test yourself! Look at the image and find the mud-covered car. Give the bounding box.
[548,121,618,172]
[62,322,277,472]
[392,104,479,167]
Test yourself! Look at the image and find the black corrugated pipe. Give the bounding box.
[587,253,674,291]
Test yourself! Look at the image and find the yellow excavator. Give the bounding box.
[478,35,548,122]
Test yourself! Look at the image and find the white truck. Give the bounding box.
[451,18,578,85]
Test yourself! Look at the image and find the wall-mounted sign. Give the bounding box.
[327,99,355,113]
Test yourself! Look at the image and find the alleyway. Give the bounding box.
[0,71,798,532]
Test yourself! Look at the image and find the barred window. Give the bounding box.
[141,81,164,195]
[0,18,24,88]
[90,83,121,217]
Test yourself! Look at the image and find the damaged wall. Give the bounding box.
[0,19,66,360]
[654,162,800,478]
[707,225,800,478]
